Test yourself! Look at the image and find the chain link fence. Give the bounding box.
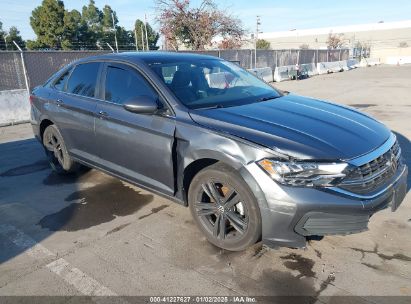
[0,49,350,91]
[0,52,27,90]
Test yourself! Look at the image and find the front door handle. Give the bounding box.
[98,110,109,117]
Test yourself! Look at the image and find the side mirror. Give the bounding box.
[123,95,159,114]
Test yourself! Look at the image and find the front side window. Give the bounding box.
[104,65,156,105]
[66,62,100,97]
[146,58,281,109]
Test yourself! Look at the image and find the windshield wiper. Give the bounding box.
[258,95,281,102]
[194,104,225,110]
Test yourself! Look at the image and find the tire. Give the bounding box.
[188,163,261,251]
[42,124,80,174]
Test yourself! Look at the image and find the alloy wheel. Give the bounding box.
[195,180,248,241]
[44,130,64,167]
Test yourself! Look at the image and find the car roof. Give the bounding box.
[75,51,219,65]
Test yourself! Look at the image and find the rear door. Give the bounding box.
[51,62,102,161]
[95,62,176,195]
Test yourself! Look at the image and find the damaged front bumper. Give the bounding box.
[244,161,408,249]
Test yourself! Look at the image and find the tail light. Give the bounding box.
[29,95,34,105]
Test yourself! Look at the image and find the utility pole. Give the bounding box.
[144,13,149,51]
[255,16,261,69]
[111,12,119,53]
[141,26,145,51]
[134,29,139,51]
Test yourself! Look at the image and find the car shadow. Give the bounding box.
[0,137,153,265]
[393,131,411,192]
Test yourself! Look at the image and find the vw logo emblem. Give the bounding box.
[217,205,225,214]
[386,152,397,172]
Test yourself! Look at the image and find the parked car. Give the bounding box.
[30,52,408,251]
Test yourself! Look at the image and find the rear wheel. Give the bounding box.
[42,124,80,174]
[188,163,261,251]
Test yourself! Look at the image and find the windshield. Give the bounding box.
[146,58,281,109]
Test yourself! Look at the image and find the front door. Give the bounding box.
[95,62,176,196]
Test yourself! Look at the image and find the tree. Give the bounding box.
[0,21,6,50]
[0,22,26,50]
[155,0,245,50]
[100,26,133,50]
[30,0,65,49]
[134,19,159,50]
[98,6,135,50]
[218,36,243,49]
[256,39,270,50]
[116,27,134,50]
[62,9,91,50]
[102,5,118,30]
[327,32,345,49]
[99,5,118,49]
[28,0,136,50]
[5,26,26,50]
[82,0,103,47]
[26,39,47,50]
[82,0,102,30]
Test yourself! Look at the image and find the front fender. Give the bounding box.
[174,120,276,206]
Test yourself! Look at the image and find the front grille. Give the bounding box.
[339,141,401,194]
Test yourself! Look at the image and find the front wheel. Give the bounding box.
[188,163,261,251]
[42,124,80,174]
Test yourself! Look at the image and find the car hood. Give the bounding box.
[188,94,391,160]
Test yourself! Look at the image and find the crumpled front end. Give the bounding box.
[243,133,408,248]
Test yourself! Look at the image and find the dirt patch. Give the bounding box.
[259,270,317,297]
[106,223,131,235]
[253,243,268,258]
[38,180,153,231]
[362,262,381,271]
[280,253,316,279]
[138,205,169,220]
[317,274,335,295]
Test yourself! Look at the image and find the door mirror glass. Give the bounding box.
[123,95,159,114]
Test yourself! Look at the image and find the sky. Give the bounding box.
[1,0,411,40]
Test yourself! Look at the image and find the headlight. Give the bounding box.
[257,159,348,187]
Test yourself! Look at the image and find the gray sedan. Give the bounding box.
[30,52,408,251]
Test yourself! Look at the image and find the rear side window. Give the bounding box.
[66,62,100,97]
[53,69,71,91]
[104,65,156,105]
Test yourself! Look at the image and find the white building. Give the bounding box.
[253,20,411,64]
